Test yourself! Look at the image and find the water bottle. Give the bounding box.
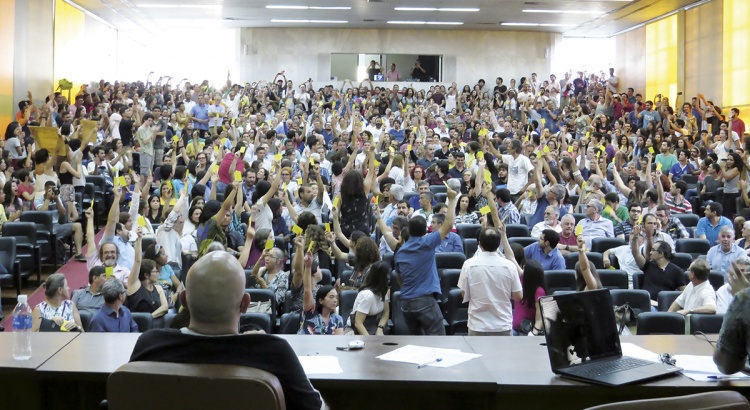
[12,295,32,360]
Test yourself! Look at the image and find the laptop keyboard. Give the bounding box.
[565,357,654,378]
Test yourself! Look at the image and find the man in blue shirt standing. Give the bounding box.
[395,185,458,335]
[190,95,210,139]
[524,229,566,270]
[89,278,138,333]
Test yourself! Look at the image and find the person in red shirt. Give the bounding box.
[729,108,746,138]
[557,214,579,256]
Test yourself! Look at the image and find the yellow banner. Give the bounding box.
[30,126,65,155]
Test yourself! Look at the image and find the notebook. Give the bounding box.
[539,289,681,386]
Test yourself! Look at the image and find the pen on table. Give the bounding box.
[707,375,749,381]
[417,358,442,369]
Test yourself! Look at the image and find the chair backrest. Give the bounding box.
[131,312,154,332]
[108,362,285,410]
[598,270,629,290]
[19,211,55,232]
[636,312,686,335]
[610,289,652,317]
[445,288,468,335]
[505,224,530,238]
[239,313,272,334]
[675,239,711,258]
[389,270,400,294]
[672,213,699,228]
[708,271,725,291]
[570,213,586,226]
[632,272,644,289]
[435,252,466,270]
[521,213,534,227]
[279,312,302,334]
[319,268,332,286]
[672,253,694,271]
[162,313,177,329]
[434,192,447,203]
[508,237,536,248]
[591,238,626,254]
[141,237,157,253]
[689,313,725,334]
[2,222,38,244]
[0,237,16,275]
[246,289,278,323]
[565,252,604,270]
[462,238,478,259]
[78,310,94,332]
[390,291,410,335]
[656,291,683,312]
[429,185,447,194]
[543,270,577,293]
[582,390,749,410]
[338,289,359,325]
[340,270,353,287]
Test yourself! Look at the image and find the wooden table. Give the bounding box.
[465,334,750,409]
[0,332,79,410]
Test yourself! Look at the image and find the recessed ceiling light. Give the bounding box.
[501,22,539,26]
[271,19,348,23]
[539,23,576,27]
[387,20,428,24]
[267,5,352,10]
[136,4,221,8]
[523,9,603,15]
[387,20,463,25]
[394,7,479,12]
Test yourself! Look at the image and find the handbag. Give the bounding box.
[613,302,635,335]
[247,300,272,314]
[519,319,534,335]
[39,318,82,332]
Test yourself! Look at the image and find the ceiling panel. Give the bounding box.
[71,0,705,36]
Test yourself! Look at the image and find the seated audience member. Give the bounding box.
[601,192,628,226]
[576,200,615,248]
[458,227,522,336]
[655,204,689,241]
[615,203,642,242]
[714,260,750,375]
[71,266,107,314]
[530,206,562,239]
[716,256,750,313]
[32,273,84,332]
[130,250,325,409]
[249,247,290,307]
[377,215,407,257]
[697,202,733,245]
[299,251,344,335]
[85,208,131,283]
[707,226,745,276]
[630,224,687,304]
[524,229,565,271]
[101,187,136,270]
[668,259,717,315]
[126,232,168,319]
[33,180,85,262]
[345,261,390,335]
[432,213,463,253]
[512,260,546,336]
[556,214,579,256]
[89,278,139,333]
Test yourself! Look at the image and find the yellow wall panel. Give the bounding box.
[0,0,15,134]
[645,15,679,104]
[53,0,85,100]
[723,0,750,109]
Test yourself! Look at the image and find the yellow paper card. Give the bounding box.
[234,171,242,182]
[137,216,147,227]
[543,146,550,154]
[307,240,315,253]
[596,151,601,158]
[407,144,412,151]
[656,162,663,171]
[297,178,303,185]
[221,138,227,145]
[333,196,340,208]
[477,151,485,160]
[483,169,492,184]
[604,205,613,215]
[648,146,655,155]
[310,157,315,165]
[118,176,127,187]
[325,223,331,232]
[581,181,588,189]
[210,164,219,173]
[479,205,491,215]
[240,147,246,154]
[274,153,283,161]
[568,146,574,153]
[172,135,180,143]
[80,120,98,137]
[541,118,546,125]
[373,195,379,205]
[105,266,113,278]
[265,237,275,250]
[585,131,590,138]
[575,224,584,236]
[29,126,65,155]
[374,160,380,167]
[637,215,643,224]
[388,147,395,153]
[292,225,303,235]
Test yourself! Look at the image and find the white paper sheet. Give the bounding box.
[673,354,750,382]
[297,355,344,374]
[620,343,661,363]
[376,344,481,368]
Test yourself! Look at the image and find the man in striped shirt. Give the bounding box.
[656,205,689,241]
[664,180,692,214]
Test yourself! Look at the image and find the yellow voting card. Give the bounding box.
[568,146,574,153]
[656,162,663,171]
[333,196,340,208]
[274,153,283,161]
[211,164,219,173]
[325,223,331,232]
[292,225,303,235]
[479,205,491,215]
[240,147,246,154]
[477,151,484,160]
[543,146,550,154]
[575,224,584,236]
[137,216,147,227]
[648,146,655,155]
[234,171,242,182]
[265,238,275,250]
[105,266,113,278]
[307,240,315,253]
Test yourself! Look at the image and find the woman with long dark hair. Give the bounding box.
[345,260,390,335]
[512,260,546,336]
[337,144,377,238]
[720,151,744,219]
[299,251,343,335]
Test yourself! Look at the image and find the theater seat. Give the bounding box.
[690,313,724,334]
[108,362,285,410]
[583,391,749,410]
[657,291,682,312]
[636,312,685,335]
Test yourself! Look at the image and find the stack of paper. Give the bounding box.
[297,356,344,374]
[673,355,750,382]
[620,343,661,363]
[377,345,481,368]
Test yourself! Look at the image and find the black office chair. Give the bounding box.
[434,193,447,203]
[657,291,683,312]
[570,213,586,225]
[162,313,177,329]
[339,270,353,287]
[544,270,577,293]
[565,252,605,270]
[390,270,400,294]
[390,291,409,335]
[686,226,697,238]
[338,289,359,325]
[78,310,94,332]
[445,288,468,335]
[636,312,685,335]
[132,312,154,332]
[521,213,534,227]
[435,252,466,270]
[508,237,536,248]
[672,213,699,228]
[610,289,652,320]
[2,222,42,286]
[429,185,447,195]
[282,290,294,315]
[439,268,461,316]
[20,211,58,267]
[246,289,278,325]
[279,313,301,334]
[0,237,21,295]
[708,271,725,291]
[598,270,629,290]
[672,253,694,271]
[462,238,478,259]
[591,238,626,254]
[632,272,644,289]
[244,269,258,289]
[319,268,332,286]
[141,237,157,254]
[239,313,272,334]
[505,224,530,238]
[689,313,724,334]
[675,239,711,260]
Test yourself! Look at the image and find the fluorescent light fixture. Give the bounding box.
[539,23,576,27]
[523,9,603,15]
[387,21,463,25]
[137,4,221,8]
[394,7,479,12]
[267,5,352,10]
[271,19,348,23]
[501,22,539,26]
[501,22,575,27]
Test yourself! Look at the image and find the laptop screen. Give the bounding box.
[540,289,622,371]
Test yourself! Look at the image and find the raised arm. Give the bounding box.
[103,187,123,239]
[237,226,256,268]
[363,147,377,195]
[331,200,351,249]
[127,231,143,295]
[439,185,459,239]
[629,224,646,269]
[373,204,398,251]
[577,235,601,290]
[301,250,315,312]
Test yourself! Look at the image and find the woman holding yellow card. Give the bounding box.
[32,273,84,332]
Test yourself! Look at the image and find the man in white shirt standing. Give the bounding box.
[458,227,522,336]
[500,139,534,200]
[668,259,717,315]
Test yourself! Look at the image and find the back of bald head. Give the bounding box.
[185,251,246,326]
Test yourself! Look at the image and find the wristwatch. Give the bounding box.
[565,245,570,251]
[377,325,385,329]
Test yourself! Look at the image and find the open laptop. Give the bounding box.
[539,289,682,386]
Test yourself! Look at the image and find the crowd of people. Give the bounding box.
[3,68,750,406]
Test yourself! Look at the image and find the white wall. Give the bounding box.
[13,0,53,106]
[239,28,557,86]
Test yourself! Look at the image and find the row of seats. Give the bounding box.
[77,310,277,335]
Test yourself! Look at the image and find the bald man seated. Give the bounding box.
[130,251,324,410]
